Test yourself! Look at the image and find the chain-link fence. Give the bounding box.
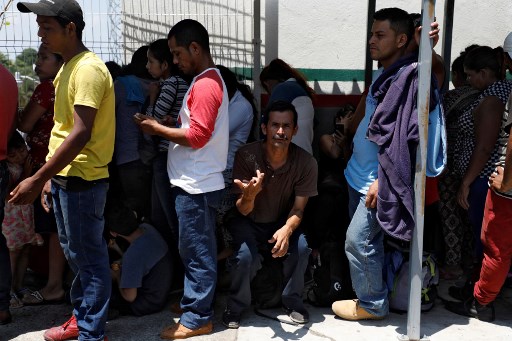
[0,0,256,106]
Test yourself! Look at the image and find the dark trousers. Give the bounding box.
[226,214,311,313]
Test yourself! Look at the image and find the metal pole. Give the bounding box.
[364,0,376,90]
[253,0,262,139]
[403,1,435,340]
[441,0,454,93]
[264,0,278,64]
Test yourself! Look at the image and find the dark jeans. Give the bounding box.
[226,214,311,314]
[0,160,11,312]
[52,180,111,341]
[171,187,222,329]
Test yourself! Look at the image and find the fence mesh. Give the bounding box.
[0,0,256,106]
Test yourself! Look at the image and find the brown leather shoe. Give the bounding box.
[332,299,386,321]
[160,321,213,339]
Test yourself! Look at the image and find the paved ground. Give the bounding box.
[2,279,512,341]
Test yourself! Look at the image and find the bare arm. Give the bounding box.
[9,105,97,205]
[111,267,138,302]
[346,94,366,137]
[17,101,47,133]
[457,97,504,209]
[319,132,343,159]
[134,113,191,147]
[268,195,309,258]
[234,169,265,216]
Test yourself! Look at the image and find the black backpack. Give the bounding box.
[307,242,355,307]
[250,255,284,309]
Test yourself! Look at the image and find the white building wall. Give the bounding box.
[268,0,511,94]
[118,0,511,94]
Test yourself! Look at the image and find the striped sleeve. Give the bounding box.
[150,77,179,121]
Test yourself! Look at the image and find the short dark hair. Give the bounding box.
[167,19,210,53]
[119,45,152,79]
[262,100,298,127]
[374,7,413,45]
[148,39,173,65]
[464,45,503,80]
[409,13,421,28]
[105,203,139,237]
[8,131,26,151]
[55,16,83,40]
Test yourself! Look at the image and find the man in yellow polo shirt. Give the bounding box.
[11,1,114,340]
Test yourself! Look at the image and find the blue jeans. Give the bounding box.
[227,214,311,314]
[0,160,11,313]
[171,186,221,330]
[345,185,388,316]
[51,180,111,341]
[151,152,177,245]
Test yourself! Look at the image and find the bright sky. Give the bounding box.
[1,0,117,61]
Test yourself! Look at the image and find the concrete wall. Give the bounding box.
[266,0,511,94]
[119,0,511,94]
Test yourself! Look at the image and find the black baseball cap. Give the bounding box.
[17,0,85,31]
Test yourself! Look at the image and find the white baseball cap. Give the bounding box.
[504,32,512,59]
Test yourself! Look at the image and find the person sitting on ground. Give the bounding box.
[223,100,318,329]
[106,203,172,317]
[260,58,315,154]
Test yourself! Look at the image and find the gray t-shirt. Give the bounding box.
[120,223,172,315]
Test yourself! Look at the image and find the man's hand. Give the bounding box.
[365,179,378,208]
[161,115,177,127]
[489,166,505,192]
[41,180,52,212]
[8,176,44,205]
[268,225,293,258]
[415,21,440,48]
[234,169,265,200]
[133,113,161,135]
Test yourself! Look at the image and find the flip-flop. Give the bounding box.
[22,290,65,306]
[10,293,23,309]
